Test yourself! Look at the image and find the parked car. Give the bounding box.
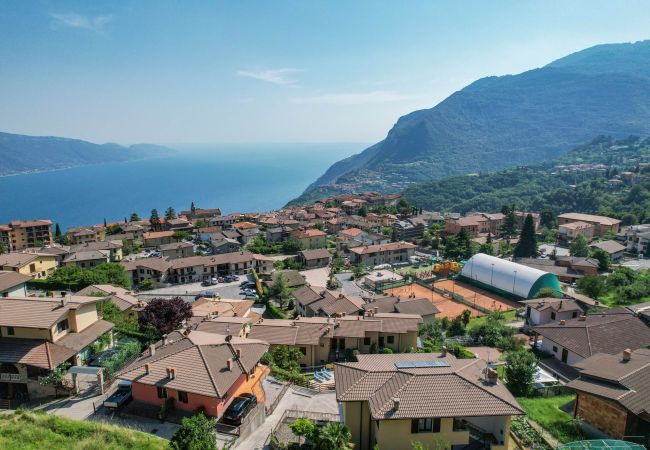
[240,280,253,287]
[222,393,257,425]
[103,381,132,409]
[225,275,239,282]
[210,277,219,285]
[201,280,211,287]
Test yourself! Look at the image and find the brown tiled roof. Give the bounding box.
[0,252,42,268]
[122,257,171,273]
[558,213,621,226]
[336,353,523,420]
[63,250,110,263]
[568,348,650,416]
[191,298,253,319]
[519,298,582,313]
[0,297,101,328]
[311,293,365,317]
[119,331,268,398]
[589,240,626,254]
[0,338,75,369]
[298,249,331,260]
[194,317,251,336]
[533,310,650,358]
[349,242,417,255]
[57,319,114,352]
[170,252,260,269]
[159,241,193,250]
[394,298,440,316]
[247,322,300,345]
[268,270,306,288]
[292,285,331,307]
[75,284,139,312]
[69,241,122,252]
[0,271,31,292]
[143,231,175,239]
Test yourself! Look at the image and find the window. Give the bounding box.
[57,319,69,333]
[411,418,437,433]
[572,311,578,318]
[157,386,167,399]
[552,346,558,352]
[551,312,556,320]
[299,347,307,355]
[363,337,371,346]
[177,390,188,403]
[387,336,395,344]
[7,327,14,336]
[453,418,467,431]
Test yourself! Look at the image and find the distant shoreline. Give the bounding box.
[0,155,169,178]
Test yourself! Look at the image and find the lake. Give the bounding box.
[0,143,362,229]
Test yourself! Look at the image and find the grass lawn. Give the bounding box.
[517,395,589,444]
[0,409,168,450]
[467,310,517,330]
[596,290,650,307]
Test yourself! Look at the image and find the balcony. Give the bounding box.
[0,373,22,382]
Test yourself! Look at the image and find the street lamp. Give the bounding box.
[490,263,495,286]
[512,270,518,295]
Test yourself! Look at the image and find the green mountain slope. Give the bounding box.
[290,40,650,205]
[402,136,650,221]
[0,132,175,176]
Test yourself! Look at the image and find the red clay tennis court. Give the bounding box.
[433,279,519,312]
[384,283,483,319]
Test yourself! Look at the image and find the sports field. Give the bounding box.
[385,283,483,319]
[434,279,519,312]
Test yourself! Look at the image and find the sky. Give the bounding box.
[1,1,650,146]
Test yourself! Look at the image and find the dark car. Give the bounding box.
[222,393,257,425]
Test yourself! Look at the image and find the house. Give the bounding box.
[533,308,650,366]
[519,298,583,328]
[208,216,237,229]
[336,352,524,450]
[393,219,425,241]
[362,295,439,324]
[23,245,71,266]
[567,348,650,445]
[180,206,222,220]
[69,240,123,262]
[557,213,621,237]
[292,285,365,317]
[232,221,259,234]
[189,297,254,323]
[118,330,268,419]
[167,253,273,283]
[622,224,650,254]
[63,250,110,268]
[121,257,172,287]
[159,241,194,260]
[264,270,306,289]
[0,296,114,404]
[555,256,599,276]
[589,240,626,263]
[247,312,422,366]
[164,217,193,232]
[348,242,417,267]
[290,229,327,250]
[515,257,594,284]
[121,223,145,240]
[296,249,331,269]
[0,219,53,251]
[339,228,364,241]
[67,225,106,245]
[143,231,176,247]
[265,226,292,243]
[0,252,58,279]
[0,271,31,297]
[196,226,222,242]
[209,236,242,254]
[558,221,595,242]
[193,316,254,337]
[75,284,141,319]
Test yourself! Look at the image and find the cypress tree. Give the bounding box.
[513,214,537,258]
[55,223,61,237]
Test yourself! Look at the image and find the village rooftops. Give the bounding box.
[63,250,109,263]
[0,296,106,329]
[297,249,331,260]
[567,348,650,416]
[558,213,621,226]
[75,284,140,311]
[118,330,268,398]
[292,229,327,238]
[169,252,271,270]
[143,230,175,239]
[533,309,650,359]
[560,221,593,230]
[363,296,440,317]
[194,316,253,335]
[519,298,583,313]
[190,297,253,319]
[589,240,626,254]
[121,257,172,273]
[0,271,31,292]
[7,219,52,227]
[349,242,417,255]
[335,352,523,420]
[0,252,52,268]
[339,228,363,238]
[158,241,194,251]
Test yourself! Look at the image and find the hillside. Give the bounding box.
[0,409,168,450]
[402,136,650,220]
[0,132,175,176]
[290,40,650,205]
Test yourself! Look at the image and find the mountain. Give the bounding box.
[402,135,650,219]
[290,40,650,205]
[0,132,175,176]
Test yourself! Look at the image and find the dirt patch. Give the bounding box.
[434,279,518,312]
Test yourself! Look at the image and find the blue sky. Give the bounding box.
[1,1,649,145]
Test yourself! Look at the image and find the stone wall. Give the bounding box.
[575,392,628,439]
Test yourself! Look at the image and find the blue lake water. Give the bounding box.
[0,143,362,229]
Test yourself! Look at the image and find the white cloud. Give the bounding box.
[50,12,113,32]
[236,68,302,86]
[290,90,413,105]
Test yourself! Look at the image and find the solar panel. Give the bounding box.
[395,360,450,369]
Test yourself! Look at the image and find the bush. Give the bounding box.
[504,350,538,396]
[170,412,217,450]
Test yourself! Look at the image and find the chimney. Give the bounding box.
[559,320,566,326]
[578,315,586,321]
[486,367,498,385]
[441,346,448,357]
[236,348,242,359]
[623,349,632,362]
[162,334,169,345]
[60,296,68,307]
[559,300,563,309]
[170,368,176,379]
[374,307,379,314]
[341,312,346,317]
[392,397,400,410]
[296,315,301,320]
[149,344,156,357]
[339,293,344,299]
[227,358,233,371]
[144,363,150,375]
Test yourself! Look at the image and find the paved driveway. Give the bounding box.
[139,276,254,301]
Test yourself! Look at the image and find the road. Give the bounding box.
[139,275,255,301]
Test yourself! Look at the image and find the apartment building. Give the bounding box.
[122,258,172,287]
[167,252,273,283]
[0,220,53,251]
[348,242,417,267]
[290,228,327,249]
[557,213,621,237]
[67,225,106,245]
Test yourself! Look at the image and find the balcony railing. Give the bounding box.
[0,373,22,382]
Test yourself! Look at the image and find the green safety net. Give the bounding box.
[558,440,646,450]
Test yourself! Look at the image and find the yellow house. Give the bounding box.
[0,296,114,403]
[336,353,524,450]
[0,252,58,279]
[290,229,328,250]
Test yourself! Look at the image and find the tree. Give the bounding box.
[0,242,6,255]
[576,275,606,299]
[513,214,538,258]
[96,298,138,333]
[282,238,303,254]
[55,223,62,237]
[170,412,217,450]
[500,205,517,238]
[149,209,161,231]
[359,205,368,217]
[534,287,561,298]
[47,263,131,289]
[289,418,317,445]
[479,232,495,256]
[269,273,291,307]
[351,263,366,280]
[39,362,72,396]
[129,212,141,222]
[139,297,192,336]
[591,248,610,271]
[461,309,472,327]
[498,239,512,256]
[314,422,353,450]
[540,208,556,229]
[173,230,191,241]
[418,322,444,347]
[569,234,590,257]
[447,316,465,337]
[504,349,538,396]
[103,218,107,227]
[165,207,177,220]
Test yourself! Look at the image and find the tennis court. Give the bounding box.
[433,279,520,312]
[384,283,483,319]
